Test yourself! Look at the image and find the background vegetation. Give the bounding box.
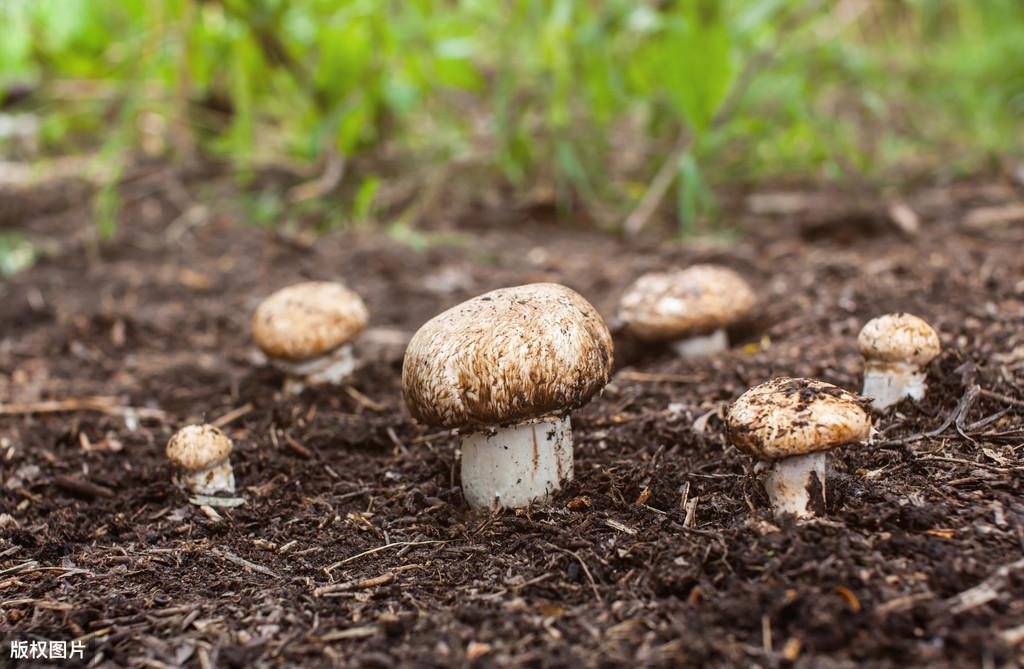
[1,0,1023,235]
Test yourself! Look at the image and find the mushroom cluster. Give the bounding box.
[145,249,956,529]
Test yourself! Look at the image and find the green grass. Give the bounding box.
[1,0,1022,237]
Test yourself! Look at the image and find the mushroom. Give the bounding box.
[617,265,755,357]
[402,283,613,509]
[857,313,941,410]
[726,377,872,519]
[166,424,235,495]
[252,281,368,394]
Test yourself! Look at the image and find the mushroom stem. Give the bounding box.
[862,361,926,410]
[275,344,356,395]
[761,452,826,519]
[176,459,235,495]
[671,328,728,358]
[459,415,573,509]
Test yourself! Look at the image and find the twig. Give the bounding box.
[622,132,690,236]
[979,388,1024,409]
[617,370,704,384]
[326,540,448,572]
[410,430,456,445]
[0,561,39,577]
[0,397,166,420]
[963,408,1011,432]
[282,433,314,459]
[287,149,345,203]
[917,455,1020,473]
[948,558,1024,614]
[547,544,603,604]
[877,385,979,446]
[314,572,395,597]
[212,548,279,578]
[603,519,637,535]
[343,386,387,412]
[212,403,253,429]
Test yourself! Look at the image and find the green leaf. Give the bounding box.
[352,175,380,221]
[632,0,736,132]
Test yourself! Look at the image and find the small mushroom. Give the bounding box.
[857,313,940,410]
[617,265,755,357]
[402,283,613,509]
[252,281,368,394]
[166,424,235,495]
[727,377,872,519]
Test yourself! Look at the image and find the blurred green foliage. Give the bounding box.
[1,0,1022,234]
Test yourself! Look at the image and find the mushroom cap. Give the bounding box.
[726,377,872,459]
[166,424,233,471]
[402,283,614,429]
[858,313,940,366]
[252,281,368,361]
[618,265,755,342]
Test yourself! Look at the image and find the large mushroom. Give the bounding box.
[858,313,941,410]
[617,265,755,357]
[252,281,368,394]
[402,283,613,509]
[727,377,872,519]
[166,424,236,495]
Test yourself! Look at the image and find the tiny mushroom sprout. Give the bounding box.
[252,281,368,394]
[858,313,941,410]
[166,424,235,495]
[617,264,755,357]
[402,283,614,509]
[727,377,872,520]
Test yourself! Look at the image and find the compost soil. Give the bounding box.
[1,170,1023,668]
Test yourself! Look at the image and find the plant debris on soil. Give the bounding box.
[1,170,1023,668]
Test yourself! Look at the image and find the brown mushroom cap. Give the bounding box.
[858,313,940,367]
[402,283,614,430]
[252,282,368,361]
[727,377,871,459]
[618,265,755,342]
[166,424,233,471]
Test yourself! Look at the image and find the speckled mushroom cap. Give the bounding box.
[858,313,940,366]
[166,425,233,471]
[252,281,368,361]
[727,378,871,460]
[402,283,614,430]
[618,265,755,342]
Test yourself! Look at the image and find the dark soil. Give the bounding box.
[1,170,1023,668]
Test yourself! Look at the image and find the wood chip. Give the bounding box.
[603,519,637,535]
[964,203,1024,228]
[319,625,378,641]
[53,475,114,499]
[189,495,246,508]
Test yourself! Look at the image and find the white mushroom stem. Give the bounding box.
[176,459,235,495]
[459,415,573,509]
[760,452,826,519]
[862,361,926,410]
[274,344,356,395]
[671,328,728,358]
